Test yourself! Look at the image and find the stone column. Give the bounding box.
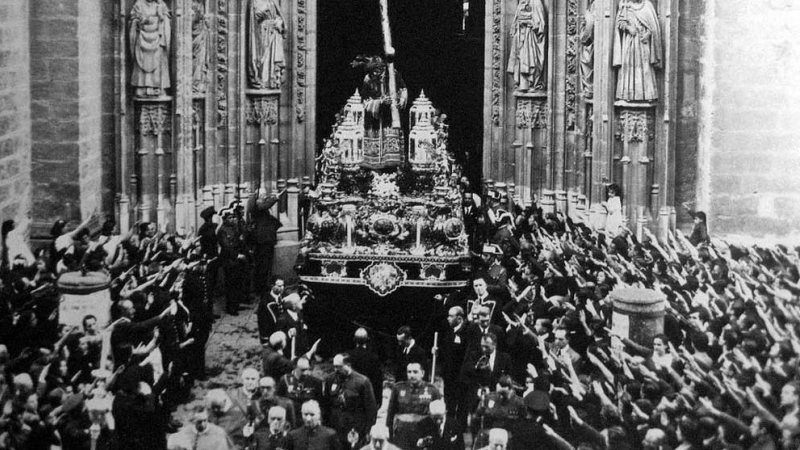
[0,1,32,235]
[31,0,104,233]
[588,0,617,228]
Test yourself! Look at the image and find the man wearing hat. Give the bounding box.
[491,211,519,260]
[218,207,247,315]
[477,244,509,297]
[198,206,219,259]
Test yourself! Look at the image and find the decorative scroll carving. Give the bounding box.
[138,104,170,136]
[191,102,202,133]
[532,101,547,129]
[615,110,653,143]
[490,0,502,126]
[246,97,279,125]
[295,0,307,122]
[216,0,228,127]
[515,99,547,129]
[516,99,533,129]
[566,0,578,130]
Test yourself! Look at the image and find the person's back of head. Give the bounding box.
[269,331,287,350]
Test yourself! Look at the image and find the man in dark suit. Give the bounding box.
[262,331,294,381]
[289,400,342,450]
[462,192,483,252]
[415,400,464,450]
[251,405,290,450]
[247,189,283,296]
[441,306,469,428]
[276,292,310,359]
[347,328,383,401]
[462,306,505,354]
[393,326,428,382]
[217,208,248,315]
[459,333,512,417]
[256,276,285,345]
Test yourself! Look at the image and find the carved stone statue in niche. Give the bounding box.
[579,0,595,98]
[129,0,172,98]
[613,0,662,102]
[247,0,286,89]
[507,0,547,92]
[191,0,208,94]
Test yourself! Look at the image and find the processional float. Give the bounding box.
[295,0,471,296]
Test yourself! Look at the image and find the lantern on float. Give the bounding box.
[409,90,434,131]
[345,90,365,128]
[409,116,436,168]
[335,112,363,166]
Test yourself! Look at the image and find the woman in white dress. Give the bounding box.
[604,183,623,236]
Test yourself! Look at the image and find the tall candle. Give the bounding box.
[346,217,353,247]
[416,218,422,248]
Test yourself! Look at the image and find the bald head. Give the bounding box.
[429,399,446,417]
[447,306,464,328]
[354,327,369,345]
[269,331,287,349]
[488,428,508,446]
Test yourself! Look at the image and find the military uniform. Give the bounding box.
[386,381,442,450]
[217,218,248,314]
[278,372,322,425]
[324,371,377,448]
[473,392,526,448]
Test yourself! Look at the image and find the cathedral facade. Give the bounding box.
[1,0,799,241]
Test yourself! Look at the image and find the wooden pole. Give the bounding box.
[430,332,438,383]
[378,0,401,129]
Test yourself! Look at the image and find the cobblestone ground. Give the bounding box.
[171,297,392,426]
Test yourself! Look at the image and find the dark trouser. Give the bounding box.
[445,378,470,429]
[223,258,248,313]
[334,412,370,449]
[252,242,276,295]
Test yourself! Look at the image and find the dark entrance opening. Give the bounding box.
[316,0,485,185]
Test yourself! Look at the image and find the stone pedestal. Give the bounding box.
[57,271,112,328]
[611,288,665,347]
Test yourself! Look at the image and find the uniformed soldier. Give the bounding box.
[386,362,442,450]
[326,353,377,449]
[217,208,248,315]
[277,356,322,425]
[473,375,526,449]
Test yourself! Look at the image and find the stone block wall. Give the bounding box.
[674,0,704,226]
[0,1,32,235]
[30,0,106,235]
[699,0,800,238]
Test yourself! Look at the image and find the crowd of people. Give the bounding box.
[1,179,800,450]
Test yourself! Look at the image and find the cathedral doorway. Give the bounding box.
[316,0,485,186]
